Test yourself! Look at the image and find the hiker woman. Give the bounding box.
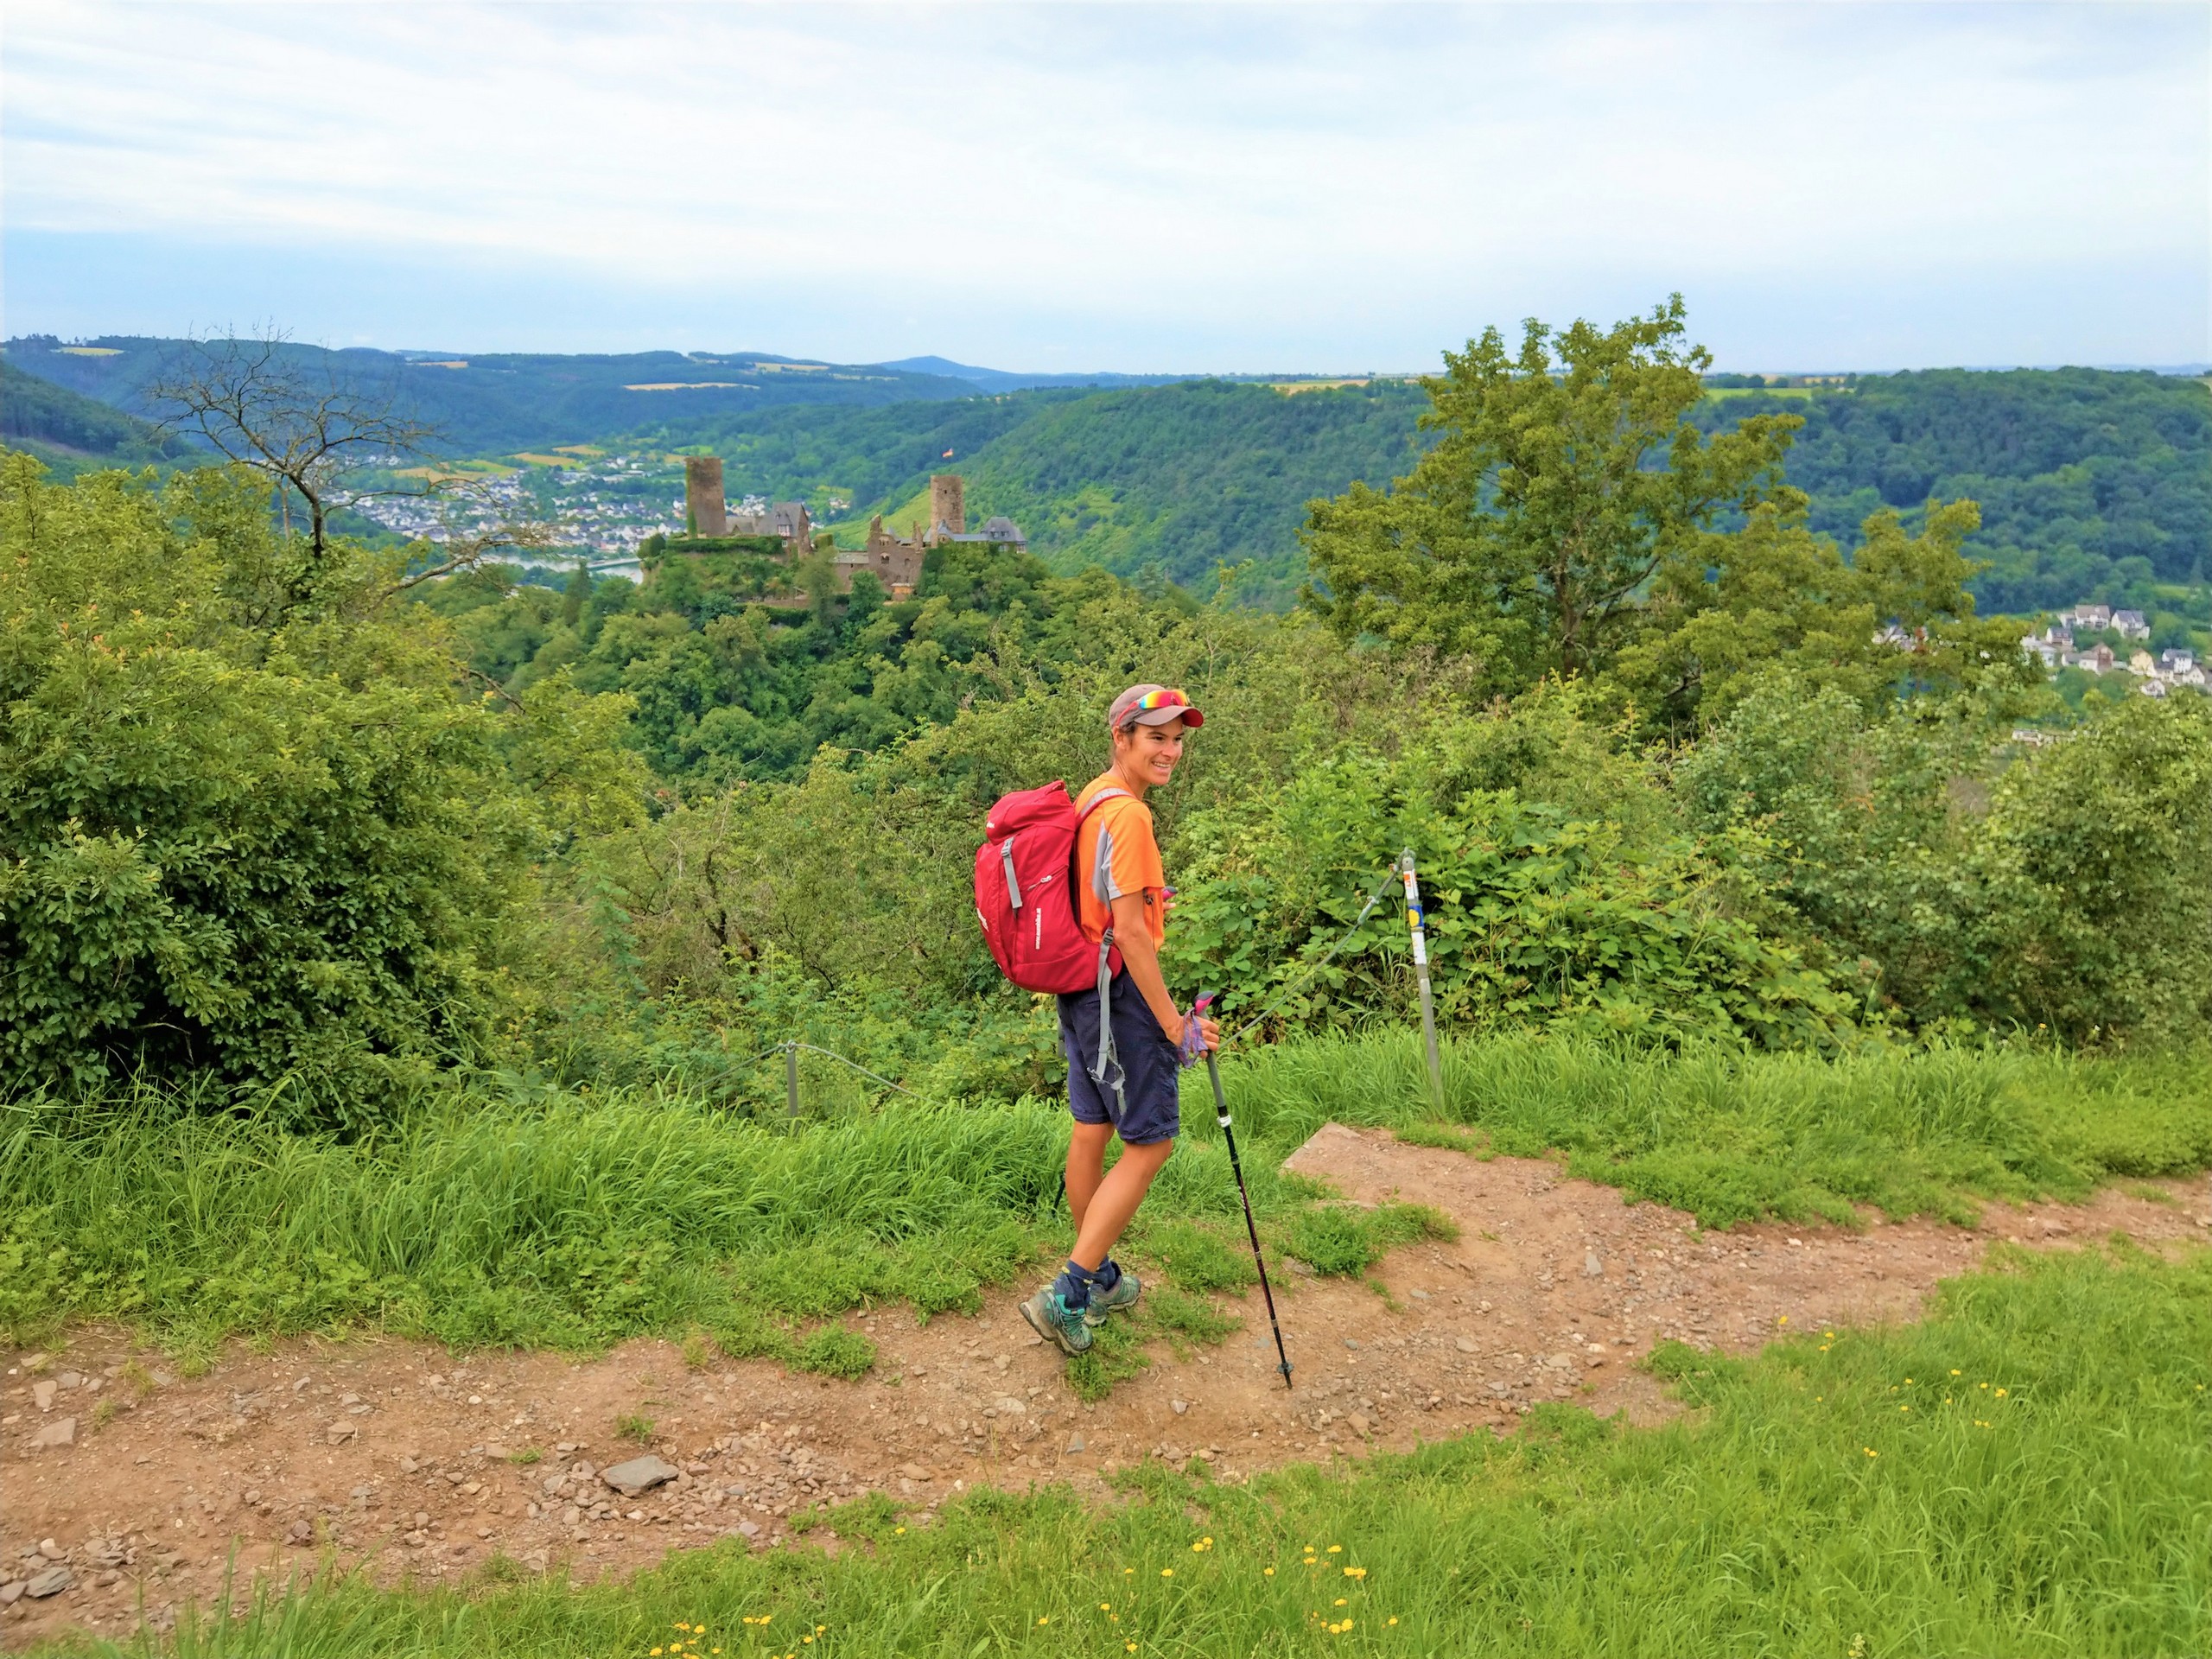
[1021,684,1220,1355]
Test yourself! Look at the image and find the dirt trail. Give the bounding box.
[5,1128,2207,1646]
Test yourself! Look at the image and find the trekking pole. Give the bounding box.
[1398,850,1445,1112]
[1195,995,1293,1392]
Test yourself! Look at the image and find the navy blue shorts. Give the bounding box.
[1058,971,1181,1146]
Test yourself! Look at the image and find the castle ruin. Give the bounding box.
[661,462,1024,603]
[683,456,728,537]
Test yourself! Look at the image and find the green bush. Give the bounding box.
[0,457,535,1122]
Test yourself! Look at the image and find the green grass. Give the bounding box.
[1205,1033,2212,1228]
[3,1036,2206,1372]
[37,1243,2211,1658]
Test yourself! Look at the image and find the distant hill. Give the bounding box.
[655,365,2210,611]
[0,362,185,477]
[17,331,2202,616]
[640,378,1433,603]
[874,355,1197,393]
[1688,369,2211,612]
[3,335,988,456]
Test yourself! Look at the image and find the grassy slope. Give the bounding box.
[40,1243,2212,1658]
[5,1036,2208,1372]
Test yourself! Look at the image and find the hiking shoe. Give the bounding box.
[1020,1287,1094,1356]
[1083,1267,1141,1326]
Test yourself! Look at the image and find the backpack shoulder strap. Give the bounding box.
[1076,785,1133,823]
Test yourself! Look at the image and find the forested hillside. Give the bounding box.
[648,366,2208,612]
[18,330,2206,618]
[3,334,987,454]
[649,378,1431,602]
[1689,369,2212,612]
[0,361,183,478]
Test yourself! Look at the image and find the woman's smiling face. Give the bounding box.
[1117,715,1187,785]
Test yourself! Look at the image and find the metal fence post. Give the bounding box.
[1399,849,1445,1111]
[785,1041,801,1120]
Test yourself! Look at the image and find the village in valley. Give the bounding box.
[2020,602,2207,696]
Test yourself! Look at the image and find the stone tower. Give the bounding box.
[683,457,728,538]
[929,474,965,538]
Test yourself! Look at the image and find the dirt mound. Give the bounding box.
[4,1128,2205,1646]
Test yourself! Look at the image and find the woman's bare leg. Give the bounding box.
[1070,1138,1174,1270]
[1065,1120,1114,1234]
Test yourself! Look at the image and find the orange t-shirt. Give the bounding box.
[1073,773,1166,949]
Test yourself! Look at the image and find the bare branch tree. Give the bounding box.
[144,327,436,591]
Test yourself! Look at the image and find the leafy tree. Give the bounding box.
[1303,297,1801,695]
[1607,497,2039,732]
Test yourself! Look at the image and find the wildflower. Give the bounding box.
[1900,1405,1910,1413]
[1994,1388,2007,1397]
[1864,1447,1878,1458]
[1127,1645,1138,1654]
[1335,1598,1348,1606]
[1124,1568,1135,1576]
[1327,1544,1343,1554]
[1950,1370,1961,1376]
[1101,1604,1112,1612]
[1388,1618,1399,1626]
[1904,1378,1913,1385]
[893,1527,906,1535]
[1263,1567,1275,1577]
[1161,1567,1173,1578]
[1037,1617,1049,1626]
[652,1649,664,1656]
[1344,1567,1367,1580]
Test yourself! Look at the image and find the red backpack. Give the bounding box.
[976,781,1128,994]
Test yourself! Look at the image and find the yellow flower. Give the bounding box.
[1124,1568,1135,1577]
[1950,1370,1961,1376]
[1100,1604,1111,1612]
[1994,1388,2007,1397]
[1904,1378,1913,1384]
[1161,1567,1173,1578]
[893,1527,906,1535]
[1037,1617,1049,1626]
[1864,1447,1878,1458]
[1389,1617,1399,1626]
[652,1649,664,1656]
[1335,1598,1348,1606]
[1128,1645,1138,1653]
[1263,1567,1275,1577]
[1327,1545,1343,1554]
[1900,1405,1910,1413]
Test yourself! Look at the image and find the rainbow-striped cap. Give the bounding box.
[1109,683,1205,732]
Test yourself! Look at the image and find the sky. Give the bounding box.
[4,3,2208,373]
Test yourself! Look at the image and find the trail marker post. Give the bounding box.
[1399,849,1445,1111]
[785,1042,801,1119]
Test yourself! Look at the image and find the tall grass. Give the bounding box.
[57,1243,2212,1659]
[1207,1033,2212,1225]
[4,1036,2206,1358]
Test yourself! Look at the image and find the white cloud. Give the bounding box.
[4,3,2205,365]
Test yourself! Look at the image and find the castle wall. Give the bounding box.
[683,457,728,538]
[929,474,965,537]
